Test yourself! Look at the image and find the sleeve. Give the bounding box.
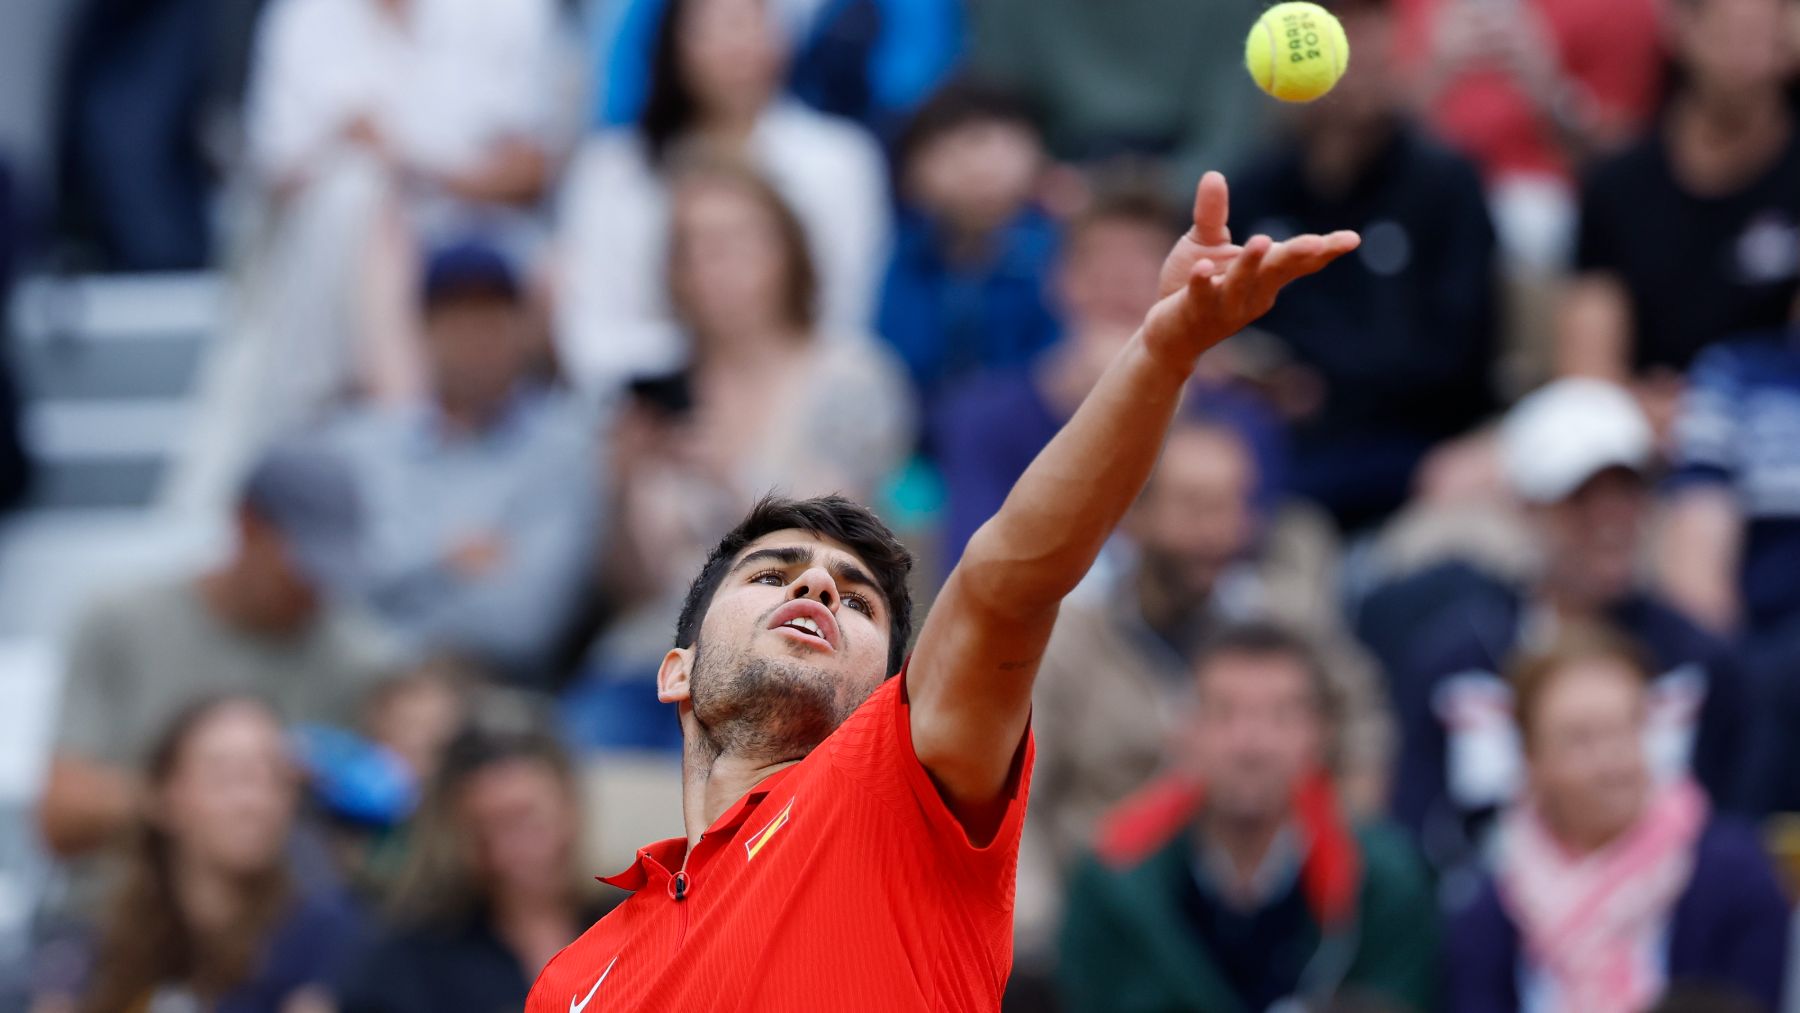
[55,600,129,763]
[825,674,1034,901]
[1667,345,1742,489]
[243,0,345,181]
[1711,824,1792,1011]
[1346,829,1441,1012]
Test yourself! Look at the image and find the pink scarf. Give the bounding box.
[1497,778,1708,1013]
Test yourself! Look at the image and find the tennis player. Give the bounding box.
[525,172,1359,1012]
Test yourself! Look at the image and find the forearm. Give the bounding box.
[957,334,1191,616]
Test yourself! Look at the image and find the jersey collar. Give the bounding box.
[599,764,802,891]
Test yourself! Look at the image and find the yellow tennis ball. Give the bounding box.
[1246,2,1350,103]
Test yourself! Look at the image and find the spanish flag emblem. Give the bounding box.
[744,796,796,862]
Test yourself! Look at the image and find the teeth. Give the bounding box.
[782,616,824,639]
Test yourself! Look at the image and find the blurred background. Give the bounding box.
[2,0,1800,1009]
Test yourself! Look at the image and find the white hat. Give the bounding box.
[1500,379,1653,504]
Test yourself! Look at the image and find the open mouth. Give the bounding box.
[777,616,828,642]
[766,600,839,650]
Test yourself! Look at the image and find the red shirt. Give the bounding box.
[525,674,1034,1012]
[1396,0,1664,183]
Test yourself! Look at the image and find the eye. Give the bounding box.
[843,592,873,616]
[750,570,786,587]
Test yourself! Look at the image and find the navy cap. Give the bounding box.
[421,237,521,306]
[240,442,363,591]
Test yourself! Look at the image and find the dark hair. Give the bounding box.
[1509,623,1656,747]
[84,695,294,1013]
[642,0,779,166]
[1192,621,1339,723]
[1067,184,1184,248]
[668,155,820,334]
[894,78,1040,174]
[677,495,915,677]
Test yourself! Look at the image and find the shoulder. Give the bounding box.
[74,578,192,638]
[1353,821,1429,880]
[1092,776,1201,870]
[1396,130,1487,193]
[1444,870,1511,940]
[1621,595,1729,662]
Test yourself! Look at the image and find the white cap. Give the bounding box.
[1500,379,1653,504]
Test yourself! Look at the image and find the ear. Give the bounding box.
[657,647,694,705]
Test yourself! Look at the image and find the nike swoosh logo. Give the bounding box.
[570,955,619,1013]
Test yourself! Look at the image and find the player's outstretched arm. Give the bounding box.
[908,172,1359,824]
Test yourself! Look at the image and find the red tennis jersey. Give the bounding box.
[525,672,1035,1012]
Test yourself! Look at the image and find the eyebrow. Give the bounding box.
[731,545,885,609]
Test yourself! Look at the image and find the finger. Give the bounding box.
[1188,171,1231,248]
[1221,234,1272,293]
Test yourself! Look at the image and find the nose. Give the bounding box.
[789,565,839,612]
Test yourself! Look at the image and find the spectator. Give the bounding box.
[1059,624,1437,1013]
[594,0,965,135]
[968,0,1269,200]
[40,444,398,863]
[1661,327,1800,812]
[555,0,890,395]
[1558,0,1800,387]
[1447,628,1789,1012]
[1394,0,1665,266]
[175,0,575,512]
[1018,413,1385,956]
[80,695,362,1013]
[1369,379,1751,876]
[1661,327,1800,643]
[877,81,1060,412]
[1229,0,1499,531]
[576,159,910,709]
[931,187,1287,566]
[338,726,606,1013]
[325,238,602,683]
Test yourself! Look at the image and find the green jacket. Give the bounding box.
[1058,820,1439,1013]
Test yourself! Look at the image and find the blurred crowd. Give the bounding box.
[4,0,1800,1008]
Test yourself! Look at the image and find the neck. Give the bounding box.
[1302,116,1391,197]
[698,110,759,154]
[1199,808,1288,897]
[491,887,578,974]
[680,734,802,852]
[1536,579,1608,627]
[173,854,247,936]
[698,323,802,367]
[196,570,299,637]
[1667,89,1790,195]
[437,393,509,434]
[1134,567,1209,654]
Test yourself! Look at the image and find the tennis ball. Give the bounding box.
[1246,2,1349,103]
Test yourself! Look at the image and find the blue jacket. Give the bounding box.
[877,207,1061,414]
[1446,818,1790,1012]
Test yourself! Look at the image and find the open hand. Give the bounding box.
[1142,172,1359,371]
